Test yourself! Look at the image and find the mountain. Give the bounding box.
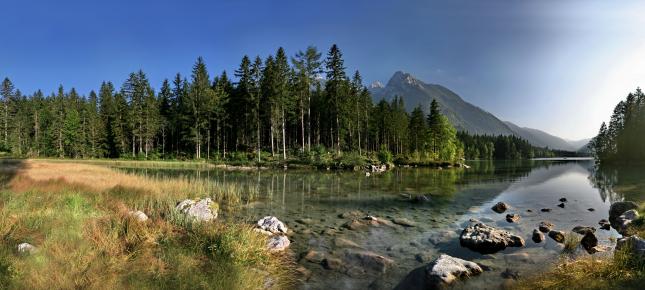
[503,122,578,151]
[568,138,592,151]
[371,71,516,136]
[370,71,585,151]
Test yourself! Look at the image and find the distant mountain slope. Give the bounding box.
[371,71,516,136]
[504,121,576,151]
[370,71,585,151]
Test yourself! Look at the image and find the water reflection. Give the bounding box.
[589,165,645,203]
[117,159,633,289]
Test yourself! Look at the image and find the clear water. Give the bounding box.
[122,159,637,289]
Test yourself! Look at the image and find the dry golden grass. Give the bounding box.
[0,159,293,290]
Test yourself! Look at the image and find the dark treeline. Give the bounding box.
[458,132,559,160]
[0,44,559,163]
[591,88,645,164]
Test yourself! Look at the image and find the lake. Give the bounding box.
[121,158,632,289]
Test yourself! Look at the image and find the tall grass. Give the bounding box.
[0,160,292,289]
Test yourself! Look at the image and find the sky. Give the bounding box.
[2,0,645,140]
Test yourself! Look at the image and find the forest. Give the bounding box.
[0,44,558,164]
[590,87,645,164]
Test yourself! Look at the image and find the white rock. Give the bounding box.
[256,216,288,234]
[175,198,218,222]
[267,235,290,252]
[17,242,37,254]
[427,254,483,285]
[128,210,149,222]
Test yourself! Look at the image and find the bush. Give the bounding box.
[378,147,393,165]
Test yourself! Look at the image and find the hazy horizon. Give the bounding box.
[2,0,644,140]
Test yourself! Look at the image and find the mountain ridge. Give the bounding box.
[370,71,585,151]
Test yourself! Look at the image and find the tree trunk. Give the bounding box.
[307,94,311,152]
[282,108,287,160]
[300,97,305,152]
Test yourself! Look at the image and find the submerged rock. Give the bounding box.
[257,216,288,234]
[339,210,366,219]
[460,222,525,254]
[559,197,568,203]
[506,214,520,223]
[344,249,395,273]
[557,203,565,208]
[588,208,595,212]
[548,230,565,243]
[540,208,552,212]
[267,235,290,252]
[538,221,555,233]
[572,226,596,235]
[343,219,368,230]
[392,218,417,227]
[295,218,313,225]
[334,237,363,249]
[501,268,520,280]
[532,229,545,243]
[394,254,483,290]
[302,250,326,263]
[492,202,509,213]
[17,242,37,254]
[175,198,218,221]
[322,257,344,270]
[411,195,431,204]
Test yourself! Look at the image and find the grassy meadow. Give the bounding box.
[0,159,293,289]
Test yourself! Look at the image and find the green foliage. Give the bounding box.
[378,146,393,164]
[591,88,645,164]
[1,44,559,164]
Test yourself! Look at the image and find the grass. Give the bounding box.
[562,232,581,254]
[0,159,293,289]
[516,202,645,290]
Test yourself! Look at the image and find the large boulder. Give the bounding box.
[609,201,638,225]
[616,236,645,258]
[256,216,288,234]
[460,222,525,254]
[267,235,290,252]
[394,254,483,290]
[616,210,639,236]
[175,198,218,221]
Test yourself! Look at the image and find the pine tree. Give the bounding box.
[187,57,215,159]
[324,44,348,154]
[408,106,427,153]
[0,78,15,150]
[292,46,322,152]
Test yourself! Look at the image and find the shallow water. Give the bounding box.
[123,159,633,289]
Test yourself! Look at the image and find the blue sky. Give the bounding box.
[2,0,644,140]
